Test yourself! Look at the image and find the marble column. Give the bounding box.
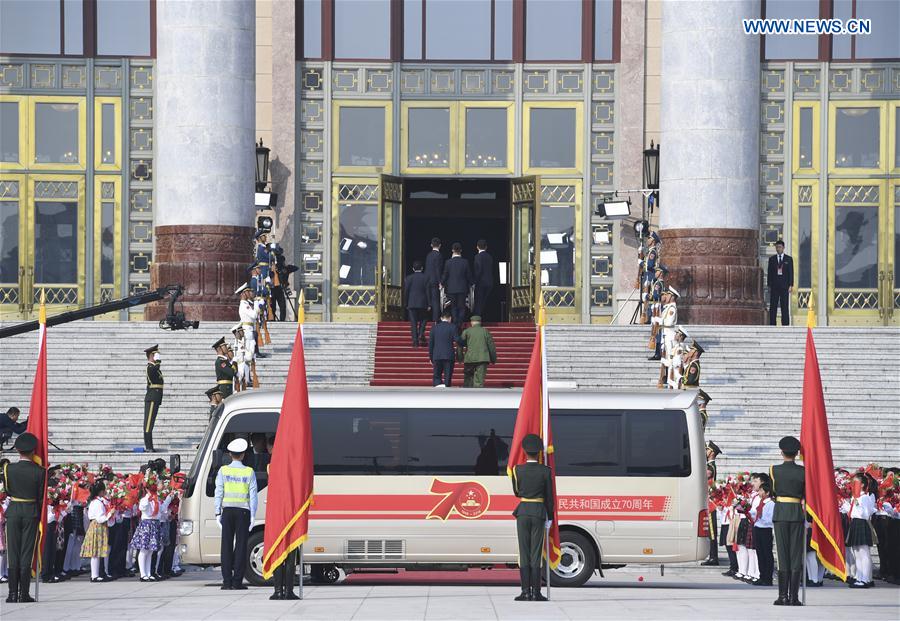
[659,0,765,324]
[147,0,256,321]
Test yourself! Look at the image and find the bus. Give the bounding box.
[178,388,710,587]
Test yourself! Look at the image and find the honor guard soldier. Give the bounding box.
[215,438,258,591]
[680,341,704,389]
[236,284,260,387]
[205,387,222,419]
[656,287,679,384]
[143,345,164,452]
[249,263,272,350]
[697,389,712,428]
[511,434,554,602]
[3,432,44,603]
[668,326,689,389]
[702,441,723,566]
[254,230,271,280]
[230,324,250,391]
[771,435,805,606]
[213,337,235,399]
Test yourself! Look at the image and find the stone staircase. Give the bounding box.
[545,325,900,476]
[1,320,897,479]
[0,321,375,472]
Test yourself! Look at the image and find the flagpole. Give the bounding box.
[299,545,304,600]
[538,302,551,601]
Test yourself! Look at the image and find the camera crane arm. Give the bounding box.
[0,285,184,340]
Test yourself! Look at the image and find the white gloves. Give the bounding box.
[545,520,553,529]
[265,277,272,285]
[249,522,254,532]
[216,514,222,528]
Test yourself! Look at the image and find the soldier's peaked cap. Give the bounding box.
[230,323,243,333]
[227,438,249,453]
[212,337,226,350]
[655,264,669,274]
[144,344,159,354]
[205,386,221,398]
[706,440,722,456]
[14,432,37,453]
[254,230,268,239]
[522,434,543,454]
[234,283,249,295]
[650,231,660,242]
[697,389,711,404]
[690,341,705,354]
[779,436,801,453]
[667,286,680,297]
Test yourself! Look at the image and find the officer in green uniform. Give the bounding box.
[511,434,554,602]
[680,341,704,388]
[460,316,497,388]
[697,389,711,428]
[2,432,44,604]
[213,337,235,398]
[771,435,805,606]
[143,344,163,452]
[701,441,722,566]
[215,438,258,590]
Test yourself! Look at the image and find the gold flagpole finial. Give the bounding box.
[537,297,547,327]
[806,291,816,329]
[297,290,305,325]
[39,288,46,325]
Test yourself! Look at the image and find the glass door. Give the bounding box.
[827,180,893,325]
[508,176,540,322]
[0,174,25,318]
[379,174,404,320]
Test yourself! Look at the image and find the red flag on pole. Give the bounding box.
[261,314,314,579]
[800,322,847,581]
[25,295,49,575]
[507,312,561,569]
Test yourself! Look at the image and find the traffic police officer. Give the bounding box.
[213,337,235,399]
[214,438,258,590]
[511,434,554,602]
[771,435,805,606]
[143,345,163,452]
[2,432,44,603]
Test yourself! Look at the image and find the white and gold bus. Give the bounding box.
[178,388,710,587]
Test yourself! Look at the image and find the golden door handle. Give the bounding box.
[25,267,34,312]
[17,266,26,311]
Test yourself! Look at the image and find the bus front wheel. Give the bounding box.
[245,529,272,587]
[550,531,597,588]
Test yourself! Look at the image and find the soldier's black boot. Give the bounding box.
[531,574,548,601]
[789,571,803,605]
[19,569,35,603]
[514,588,530,601]
[6,572,19,603]
[515,567,531,601]
[269,584,284,600]
[773,571,788,605]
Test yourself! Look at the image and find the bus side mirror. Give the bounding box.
[170,453,181,474]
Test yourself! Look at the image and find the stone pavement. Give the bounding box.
[2,568,897,621]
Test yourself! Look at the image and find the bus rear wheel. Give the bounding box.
[310,564,341,584]
[550,531,597,588]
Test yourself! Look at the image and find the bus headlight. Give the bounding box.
[179,520,194,536]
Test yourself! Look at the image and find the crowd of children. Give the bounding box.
[0,459,185,584]
[709,464,899,588]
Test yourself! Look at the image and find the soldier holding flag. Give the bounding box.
[2,433,44,603]
[511,434,554,601]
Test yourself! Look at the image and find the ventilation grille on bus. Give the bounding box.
[345,539,406,560]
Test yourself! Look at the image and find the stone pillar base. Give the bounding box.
[660,228,765,325]
[146,225,255,322]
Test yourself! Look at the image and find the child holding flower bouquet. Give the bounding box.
[130,470,174,581]
[81,480,116,582]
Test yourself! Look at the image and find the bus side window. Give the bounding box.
[625,411,691,477]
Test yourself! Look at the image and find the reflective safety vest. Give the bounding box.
[220,464,254,509]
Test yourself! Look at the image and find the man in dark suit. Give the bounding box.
[767,240,793,326]
[473,239,494,318]
[511,434,554,602]
[404,259,429,347]
[442,242,473,330]
[424,237,444,323]
[428,310,459,387]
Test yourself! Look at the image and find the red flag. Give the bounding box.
[800,328,847,581]
[261,323,314,579]
[507,324,562,569]
[25,301,49,574]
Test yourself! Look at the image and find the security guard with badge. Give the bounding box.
[214,438,258,590]
[143,345,164,452]
[511,434,554,602]
[771,435,805,607]
[213,337,235,399]
[2,432,44,604]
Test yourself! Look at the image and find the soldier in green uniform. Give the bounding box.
[460,316,497,388]
[697,389,711,428]
[2,433,44,603]
[701,441,722,566]
[143,345,164,452]
[771,435,805,606]
[680,341,704,389]
[511,434,554,602]
[213,337,235,398]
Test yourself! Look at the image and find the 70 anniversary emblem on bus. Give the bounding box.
[426,479,491,520]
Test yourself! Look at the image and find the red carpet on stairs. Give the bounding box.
[370,321,536,388]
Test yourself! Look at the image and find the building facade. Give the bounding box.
[1,0,898,326]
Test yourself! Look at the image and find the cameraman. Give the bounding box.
[269,244,298,322]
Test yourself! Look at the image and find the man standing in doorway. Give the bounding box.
[473,239,494,318]
[143,345,163,452]
[429,310,460,387]
[767,240,793,326]
[425,237,444,323]
[442,242,473,330]
[404,259,429,347]
[460,316,497,388]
